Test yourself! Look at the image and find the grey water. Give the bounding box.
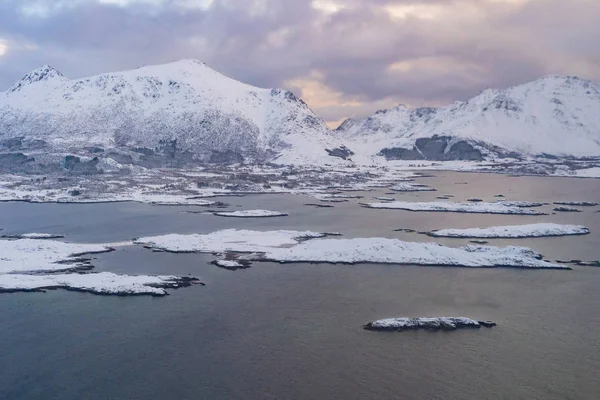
[1,172,599,399]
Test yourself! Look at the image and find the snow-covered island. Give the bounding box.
[427,223,590,238]
[365,201,545,215]
[554,201,598,206]
[0,238,202,296]
[390,182,436,192]
[136,229,568,269]
[211,259,251,270]
[364,317,496,332]
[554,206,581,212]
[0,272,200,296]
[213,210,288,218]
[0,239,115,274]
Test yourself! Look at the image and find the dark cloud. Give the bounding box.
[0,0,599,123]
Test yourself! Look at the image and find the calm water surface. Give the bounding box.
[1,172,599,400]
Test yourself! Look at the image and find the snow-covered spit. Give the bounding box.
[0,272,199,296]
[213,210,288,218]
[428,223,590,238]
[0,238,201,296]
[135,229,331,253]
[365,201,545,215]
[364,317,496,332]
[136,229,567,269]
[0,239,115,274]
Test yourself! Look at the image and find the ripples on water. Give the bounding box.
[1,172,599,400]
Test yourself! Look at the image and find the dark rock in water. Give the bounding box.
[437,196,451,200]
[467,198,483,202]
[553,206,581,212]
[394,228,416,233]
[554,201,598,207]
[470,240,489,245]
[304,203,334,208]
[326,145,354,160]
[556,260,600,267]
[208,150,244,164]
[495,194,505,198]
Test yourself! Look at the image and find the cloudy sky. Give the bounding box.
[0,0,599,127]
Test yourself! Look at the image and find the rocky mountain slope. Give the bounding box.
[336,75,600,162]
[0,59,348,172]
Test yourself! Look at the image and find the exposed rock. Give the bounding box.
[326,145,354,160]
[364,317,496,332]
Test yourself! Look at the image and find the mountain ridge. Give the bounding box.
[335,74,600,162]
[0,59,348,170]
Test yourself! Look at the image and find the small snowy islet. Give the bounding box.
[365,201,545,215]
[428,223,590,238]
[213,210,288,218]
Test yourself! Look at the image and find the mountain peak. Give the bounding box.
[8,65,67,94]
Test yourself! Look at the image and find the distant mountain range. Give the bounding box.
[0,59,349,172]
[1,60,599,172]
[337,75,600,163]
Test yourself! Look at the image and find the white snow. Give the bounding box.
[262,237,566,268]
[337,75,600,159]
[390,182,435,192]
[213,210,287,218]
[0,272,194,296]
[365,201,544,215]
[366,317,483,330]
[0,239,113,274]
[429,223,590,238]
[212,260,246,269]
[135,229,328,253]
[0,60,347,166]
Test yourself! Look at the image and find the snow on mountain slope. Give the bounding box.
[336,75,600,161]
[0,60,347,166]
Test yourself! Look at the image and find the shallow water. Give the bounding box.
[1,171,599,400]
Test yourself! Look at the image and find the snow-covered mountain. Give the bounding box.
[0,59,348,168]
[336,75,600,162]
